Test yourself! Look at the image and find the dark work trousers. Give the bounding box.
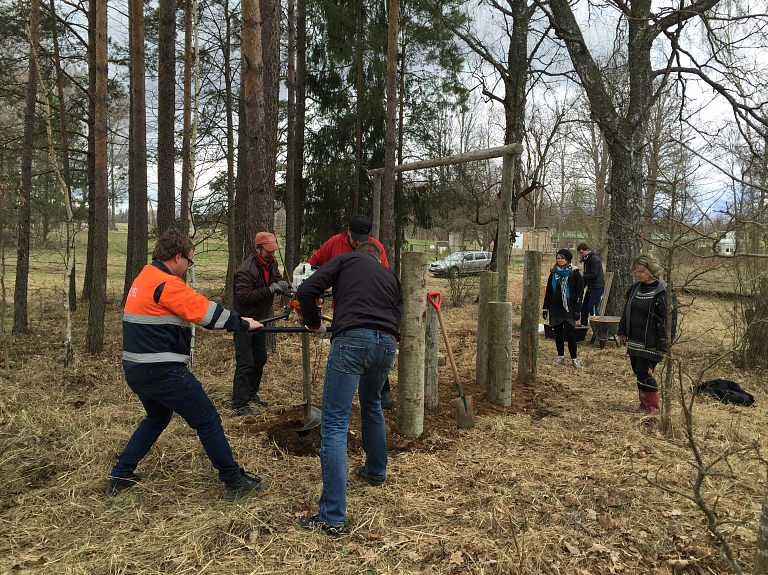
[112,366,241,482]
[553,322,578,359]
[580,287,604,324]
[232,331,268,409]
[629,355,660,392]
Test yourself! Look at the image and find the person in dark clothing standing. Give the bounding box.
[230,232,290,416]
[295,242,403,536]
[577,243,605,324]
[543,249,584,369]
[617,254,676,417]
[307,215,395,409]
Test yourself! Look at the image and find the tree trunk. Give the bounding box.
[546,0,655,315]
[744,276,768,369]
[353,0,363,215]
[85,0,109,354]
[756,472,768,574]
[261,0,279,231]
[284,0,302,276]
[381,0,398,268]
[396,251,427,437]
[223,0,237,298]
[13,0,40,335]
[156,0,176,235]
[180,0,193,235]
[49,0,76,313]
[123,0,149,302]
[241,0,265,244]
[294,0,306,256]
[82,0,96,302]
[517,251,541,384]
[235,83,248,264]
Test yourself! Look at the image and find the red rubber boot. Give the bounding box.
[629,390,647,414]
[645,391,660,417]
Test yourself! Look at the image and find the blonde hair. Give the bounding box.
[632,253,663,278]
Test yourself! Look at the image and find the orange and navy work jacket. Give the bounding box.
[122,261,247,382]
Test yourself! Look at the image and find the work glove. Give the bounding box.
[542,309,548,321]
[618,335,627,346]
[305,323,328,334]
[269,280,291,294]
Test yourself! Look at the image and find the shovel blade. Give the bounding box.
[451,395,475,429]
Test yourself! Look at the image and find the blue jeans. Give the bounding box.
[581,287,604,324]
[232,331,268,408]
[317,329,398,527]
[110,366,242,482]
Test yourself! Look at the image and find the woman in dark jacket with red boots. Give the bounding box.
[617,254,677,417]
[543,249,584,369]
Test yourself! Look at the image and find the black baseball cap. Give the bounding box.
[349,215,372,242]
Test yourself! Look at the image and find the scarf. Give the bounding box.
[552,265,571,312]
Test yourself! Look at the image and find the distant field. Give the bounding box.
[1,231,761,316]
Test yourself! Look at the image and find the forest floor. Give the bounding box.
[1,270,766,575]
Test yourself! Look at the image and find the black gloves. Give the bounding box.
[542,309,548,321]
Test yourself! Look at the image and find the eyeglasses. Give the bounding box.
[183,255,195,267]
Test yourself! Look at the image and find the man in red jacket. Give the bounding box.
[308,214,388,268]
[230,232,290,416]
[307,215,394,408]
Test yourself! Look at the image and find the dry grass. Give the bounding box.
[1,270,766,575]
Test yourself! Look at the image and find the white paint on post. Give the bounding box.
[396,251,428,437]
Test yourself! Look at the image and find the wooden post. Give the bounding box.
[372,174,381,240]
[396,251,427,437]
[517,250,541,383]
[476,270,498,386]
[424,302,439,409]
[488,302,513,406]
[497,154,514,302]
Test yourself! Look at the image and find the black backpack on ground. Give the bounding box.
[695,379,756,407]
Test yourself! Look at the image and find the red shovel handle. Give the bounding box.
[427,291,442,313]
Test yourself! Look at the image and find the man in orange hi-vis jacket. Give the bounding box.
[107,228,269,501]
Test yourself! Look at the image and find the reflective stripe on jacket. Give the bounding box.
[123,261,245,380]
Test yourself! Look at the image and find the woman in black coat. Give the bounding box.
[543,249,584,369]
[617,253,676,417]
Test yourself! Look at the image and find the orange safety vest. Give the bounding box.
[122,262,243,380]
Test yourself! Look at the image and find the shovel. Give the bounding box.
[427,292,475,429]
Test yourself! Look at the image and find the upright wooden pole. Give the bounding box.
[517,250,541,383]
[476,270,498,386]
[424,302,439,409]
[372,174,381,239]
[497,154,514,301]
[488,302,513,406]
[396,251,428,437]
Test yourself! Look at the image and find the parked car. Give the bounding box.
[429,251,492,277]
